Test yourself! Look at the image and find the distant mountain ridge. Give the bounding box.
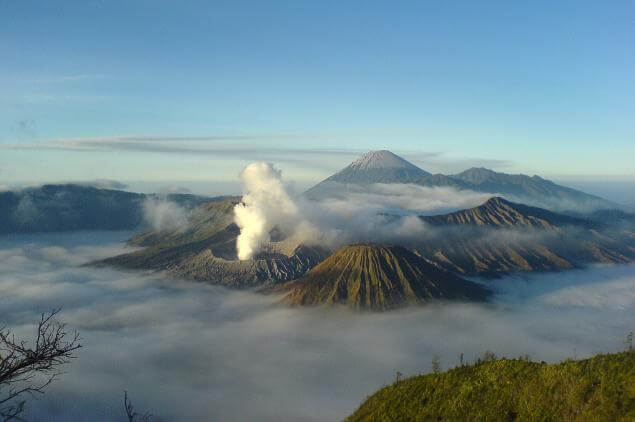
[128,198,240,248]
[414,197,633,276]
[305,150,615,212]
[449,167,613,211]
[0,184,210,234]
[422,197,592,230]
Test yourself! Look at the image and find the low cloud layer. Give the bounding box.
[312,183,493,216]
[142,198,190,232]
[234,162,494,258]
[0,232,633,421]
[76,179,129,190]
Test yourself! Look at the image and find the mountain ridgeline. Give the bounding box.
[305,150,615,212]
[304,150,462,199]
[0,150,621,235]
[414,197,633,276]
[34,149,626,311]
[95,190,633,309]
[0,184,210,234]
[421,196,592,229]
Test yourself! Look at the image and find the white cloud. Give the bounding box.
[142,198,190,232]
[233,162,494,254]
[0,233,632,421]
[234,162,302,260]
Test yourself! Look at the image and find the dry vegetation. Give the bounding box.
[346,349,635,421]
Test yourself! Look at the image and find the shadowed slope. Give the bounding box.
[451,167,614,211]
[94,197,329,288]
[414,197,633,276]
[281,244,490,310]
[96,194,633,285]
[304,151,614,212]
[422,197,592,230]
[0,184,209,234]
[128,197,240,248]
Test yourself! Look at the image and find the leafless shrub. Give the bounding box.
[625,332,633,352]
[124,391,153,422]
[0,310,81,421]
[431,355,441,374]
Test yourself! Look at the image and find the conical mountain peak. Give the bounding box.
[305,151,431,193]
[349,150,422,171]
[305,151,613,212]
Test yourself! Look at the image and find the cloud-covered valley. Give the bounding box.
[0,232,633,421]
[233,162,495,259]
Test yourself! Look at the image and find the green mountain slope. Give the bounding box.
[128,196,240,248]
[280,244,490,310]
[346,351,635,422]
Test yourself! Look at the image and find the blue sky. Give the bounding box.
[1,1,634,194]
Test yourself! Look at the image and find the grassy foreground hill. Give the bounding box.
[346,351,635,422]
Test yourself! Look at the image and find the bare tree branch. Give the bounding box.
[0,310,81,421]
[124,391,153,422]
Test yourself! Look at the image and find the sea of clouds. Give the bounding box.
[233,162,495,260]
[0,231,633,421]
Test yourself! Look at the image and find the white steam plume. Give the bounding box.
[234,162,300,260]
[142,198,190,232]
[233,162,502,258]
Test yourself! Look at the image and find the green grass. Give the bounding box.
[346,351,635,422]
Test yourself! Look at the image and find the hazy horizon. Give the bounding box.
[1,231,632,421]
[1,2,634,188]
[3,167,635,208]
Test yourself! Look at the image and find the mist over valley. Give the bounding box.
[1,150,633,420]
[2,3,634,418]
[1,231,633,420]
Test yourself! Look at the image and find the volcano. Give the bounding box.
[281,244,490,310]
